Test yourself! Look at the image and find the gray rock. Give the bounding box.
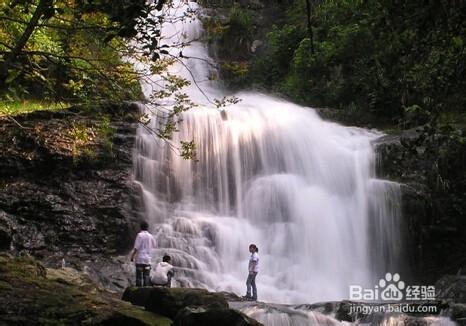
[445,303,466,324]
[436,275,466,303]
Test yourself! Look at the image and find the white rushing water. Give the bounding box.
[234,302,457,326]
[133,1,404,304]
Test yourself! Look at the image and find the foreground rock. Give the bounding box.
[0,255,171,325]
[0,104,144,290]
[436,275,466,324]
[123,287,262,325]
[173,306,260,326]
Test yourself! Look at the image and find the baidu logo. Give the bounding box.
[379,273,405,300]
[349,273,435,301]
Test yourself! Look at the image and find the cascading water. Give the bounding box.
[133,1,403,304]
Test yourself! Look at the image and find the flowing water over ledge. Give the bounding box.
[231,301,456,326]
[134,91,402,303]
[131,1,456,324]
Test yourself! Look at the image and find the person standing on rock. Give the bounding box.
[243,244,259,301]
[130,221,156,287]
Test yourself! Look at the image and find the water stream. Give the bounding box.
[134,0,400,304]
[131,1,455,325]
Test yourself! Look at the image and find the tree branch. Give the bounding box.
[0,0,52,88]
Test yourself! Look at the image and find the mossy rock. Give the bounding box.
[0,255,171,326]
[146,288,228,319]
[123,286,155,307]
[123,287,229,319]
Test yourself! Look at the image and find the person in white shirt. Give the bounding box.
[151,255,175,288]
[130,221,156,286]
[243,243,259,301]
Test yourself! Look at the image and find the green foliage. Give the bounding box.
[67,114,115,163]
[248,0,466,123]
[68,121,93,160]
[0,0,207,159]
[229,4,253,36]
[207,4,255,62]
[0,99,68,115]
[220,61,249,88]
[98,114,114,155]
[180,140,197,160]
[0,0,164,104]
[267,24,306,83]
[401,112,466,224]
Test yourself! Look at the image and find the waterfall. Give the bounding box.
[132,1,403,304]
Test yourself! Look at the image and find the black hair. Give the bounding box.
[163,255,171,262]
[249,244,258,253]
[140,221,149,231]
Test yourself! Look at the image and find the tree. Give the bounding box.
[0,0,166,101]
[0,0,237,159]
[304,0,314,54]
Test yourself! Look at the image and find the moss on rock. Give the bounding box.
[0,255,171,325]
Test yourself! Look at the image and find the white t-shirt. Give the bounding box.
[249,252,259,273]
[151,262,174,285]
[134,231,156,265]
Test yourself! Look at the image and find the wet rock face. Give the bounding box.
[375,131,466,283]
[0,104,144,288]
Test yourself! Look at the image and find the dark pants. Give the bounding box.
[135,264,151,287]
[246,272,258,300]
[166,270,173,288]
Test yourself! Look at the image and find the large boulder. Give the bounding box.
[123,287,155,307]
[122,287,262,325]
[145,288,228,318]
[122,287,229,319]
[173,306,262,326]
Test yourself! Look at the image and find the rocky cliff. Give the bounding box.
[0,104,144,290]
[375,129,466,283]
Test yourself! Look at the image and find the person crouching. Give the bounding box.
[151,255,174,288]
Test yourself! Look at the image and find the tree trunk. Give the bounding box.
[0,0,51,89]
[305,0,314,54]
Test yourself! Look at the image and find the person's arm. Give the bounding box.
[130,248,138,262]
[168,265,175,277]
[131,234,141,262]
